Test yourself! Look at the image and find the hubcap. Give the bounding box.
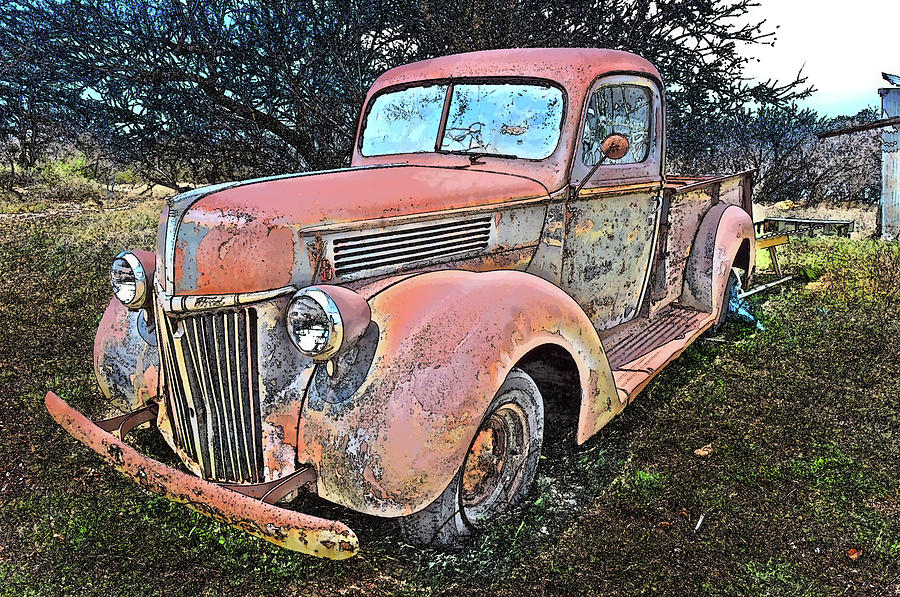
[460,402,529,524]
[461,419,507,501]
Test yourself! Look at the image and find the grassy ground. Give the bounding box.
[0,203,898,596]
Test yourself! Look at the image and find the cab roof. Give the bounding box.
[367,48,663,98]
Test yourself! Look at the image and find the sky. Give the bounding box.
[742,0,899,117]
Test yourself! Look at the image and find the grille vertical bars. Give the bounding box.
[155,305,264,483]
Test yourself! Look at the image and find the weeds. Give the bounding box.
[818,241,900,317]
[0,155,153,209]
[759,236,900,319]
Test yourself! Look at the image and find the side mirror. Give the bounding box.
[573,133,632,197]
[601,134,630,160]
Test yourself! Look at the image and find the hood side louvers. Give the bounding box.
[332,216,492,278]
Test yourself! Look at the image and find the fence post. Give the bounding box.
[881,88,900,240]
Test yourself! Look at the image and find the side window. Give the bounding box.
[581,85,652,166]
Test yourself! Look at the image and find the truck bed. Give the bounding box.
[599,169,754,405]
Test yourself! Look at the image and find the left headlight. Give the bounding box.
[286,286,371,361]
[286,288,343,360]
[110,251,148,309]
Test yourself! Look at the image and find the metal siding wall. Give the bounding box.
[881,88,900,240]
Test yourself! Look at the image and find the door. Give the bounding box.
[562,75,664,331]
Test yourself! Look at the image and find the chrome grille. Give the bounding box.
[332,216,492,277]
[156,305,264,483]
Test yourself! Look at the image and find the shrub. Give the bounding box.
[19,156,104,205]
[774,237,900,317]
[40,155,93,185]
[114,168,138,185]
[819,241,900,317]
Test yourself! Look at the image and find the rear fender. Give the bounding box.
[297,269,618,517]
[681,204,755,318]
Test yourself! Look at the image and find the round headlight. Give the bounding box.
[286,288,343,360]
[111,251,148,309]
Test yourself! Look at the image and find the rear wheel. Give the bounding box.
[399,368,544,546]
[715,266,744,328]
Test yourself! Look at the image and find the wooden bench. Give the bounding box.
[742,216,855,297]
[740,230,794,298]
[754,217,854,238]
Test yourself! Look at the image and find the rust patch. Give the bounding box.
[189,214,295,294]
[562,191,658,330]
[318,258,334,283]
[94,299,160,413]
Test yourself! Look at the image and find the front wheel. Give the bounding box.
[399,368,544,546]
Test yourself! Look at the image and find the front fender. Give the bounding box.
[297,269,617,517]
[94,298,160,413]
[681,204,755,318]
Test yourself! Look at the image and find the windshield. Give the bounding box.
[360,81,564,160]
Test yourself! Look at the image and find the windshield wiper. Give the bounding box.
[440,150,521,165]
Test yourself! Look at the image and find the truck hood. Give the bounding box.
[164,165,548,295]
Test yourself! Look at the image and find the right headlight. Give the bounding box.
[286,286,371,361]
[110,251,148,309]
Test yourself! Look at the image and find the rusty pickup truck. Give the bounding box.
[46,48,756,559]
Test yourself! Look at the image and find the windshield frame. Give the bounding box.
[358,77,568,162]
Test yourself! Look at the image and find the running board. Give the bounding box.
[600,305,716,404]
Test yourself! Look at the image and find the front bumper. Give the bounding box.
[45,392,358,559]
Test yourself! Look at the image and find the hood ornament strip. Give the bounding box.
[155,280,296,313]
